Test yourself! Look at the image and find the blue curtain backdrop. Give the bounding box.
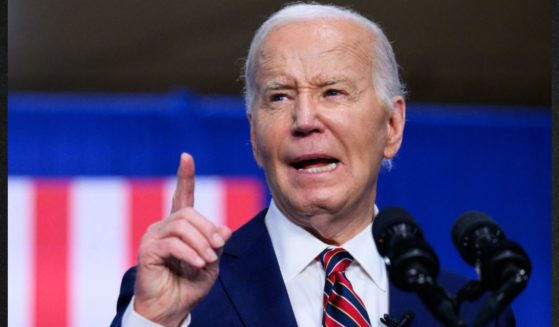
[8,90,551,326]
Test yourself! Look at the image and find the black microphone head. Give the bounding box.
[452,211,503,265]
[373,207,439,291]
[452,211,531,291]
[373,206,422,256]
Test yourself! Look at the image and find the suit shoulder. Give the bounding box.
[222,208,268,255]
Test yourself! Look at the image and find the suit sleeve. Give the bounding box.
[110,267,137,327]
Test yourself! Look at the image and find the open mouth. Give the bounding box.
[290,156,339,174]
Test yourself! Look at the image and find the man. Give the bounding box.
[112,4,514,326]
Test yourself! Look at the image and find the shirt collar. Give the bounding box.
[340,216,388,291]
[265,200,326,283]
[264,199,387,292]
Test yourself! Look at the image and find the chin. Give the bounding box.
[289,190,343,216]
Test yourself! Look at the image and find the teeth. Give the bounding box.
[298,162,337,173]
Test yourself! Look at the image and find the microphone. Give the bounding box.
[373,207,439,291]
[452,211,531,326]
[374,207,466,327]
[380,311,414,327]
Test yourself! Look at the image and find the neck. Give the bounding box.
[280,200,376,245]
[305,209,374,245]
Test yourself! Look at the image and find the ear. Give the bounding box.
[383,96,406,159]
[248,112,264,168]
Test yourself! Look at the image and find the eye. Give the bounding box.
[324,89,343,97]
[270,94,288,102]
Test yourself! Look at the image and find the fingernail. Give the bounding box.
[194,257,205,267]
[212,233,225,247]
[206,248,218,262]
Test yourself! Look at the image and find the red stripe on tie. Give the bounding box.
[223,178,264,231]
[34,180,69,327]
[129,180,164,266]
[323,312,344,327]
[323,248,339,267]
[330,257,352,274]
[332,287,370,326]
[339,274,368,308]
[321,248,371,327]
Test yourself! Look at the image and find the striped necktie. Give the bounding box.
[319,247,372,327]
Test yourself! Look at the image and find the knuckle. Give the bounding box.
[172,218,191,232]
[152,239,167,254]
[171,207,191,218]
[144,221,161,234]
[137,240,156,262]
[182,207,196,216]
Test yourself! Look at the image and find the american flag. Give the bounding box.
[8,176,265,327]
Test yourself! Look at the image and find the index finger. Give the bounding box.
[171,152,195,213]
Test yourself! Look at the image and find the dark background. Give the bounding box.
[8,1,550,106]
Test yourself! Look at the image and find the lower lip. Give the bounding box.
[296,162,338,174]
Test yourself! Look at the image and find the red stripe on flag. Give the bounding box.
[34,181,69,327]
[223,178,264,231]
[129,180,164,266]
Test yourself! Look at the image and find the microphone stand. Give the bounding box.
[404,264,467,327]
[453,265,528,327]
[472,266,529,327]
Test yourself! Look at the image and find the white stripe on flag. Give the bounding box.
[69,179,128,327]
[163,176,225,226]
[8,178,34,327]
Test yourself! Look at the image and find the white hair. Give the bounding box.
[243,2,406,114]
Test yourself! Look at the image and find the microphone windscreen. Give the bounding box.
[452,211,503,265]
[373,206,418,239]
[452,211,501,247]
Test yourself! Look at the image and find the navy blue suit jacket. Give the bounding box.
[111,209,515,326]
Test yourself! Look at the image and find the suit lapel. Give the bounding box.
[218,210,298,327]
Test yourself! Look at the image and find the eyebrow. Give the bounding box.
[311,75,351,86]
[318,77,358,91]
[261,76,355,91]
[322,79,345,86]
[262,81,294,92]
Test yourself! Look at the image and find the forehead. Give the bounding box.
[255,19,374,82]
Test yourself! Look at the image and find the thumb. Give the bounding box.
[214,225,232,258]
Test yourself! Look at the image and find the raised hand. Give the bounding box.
[133,153,232,326]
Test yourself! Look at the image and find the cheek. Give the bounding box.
[256,107,293,139]
[253,119,281,163]
[342,112,386,146]
[344,114,389,168]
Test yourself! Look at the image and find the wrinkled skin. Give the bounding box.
[249,19,405,245]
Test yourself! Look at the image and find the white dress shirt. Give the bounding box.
[122,199,389,326]
[265,200,389,326]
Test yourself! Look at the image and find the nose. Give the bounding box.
[291,94,324,137]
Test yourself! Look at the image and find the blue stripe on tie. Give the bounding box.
[320,248,371,327]
[324,278,334,296]
[336,274,370,318]
[325,302,360,327]
[325,251,352,275]
[332,286,370,323]
[323,310,343,327]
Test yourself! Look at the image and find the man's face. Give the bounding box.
[249,19,405,234]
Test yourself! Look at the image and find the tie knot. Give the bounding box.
[319,247,354,276]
